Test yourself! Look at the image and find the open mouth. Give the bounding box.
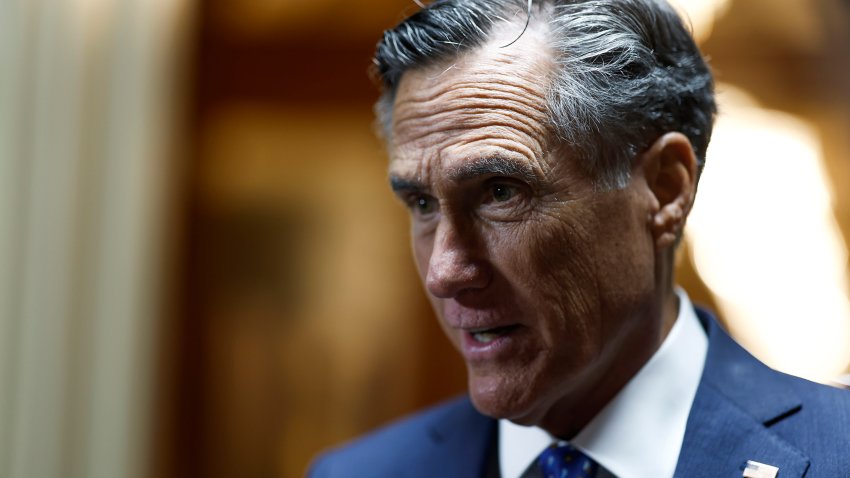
[469,325,520,343]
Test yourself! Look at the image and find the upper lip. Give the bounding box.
[450,314,520,333]
[442,300,522,331]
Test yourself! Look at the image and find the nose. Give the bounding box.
[425,217,491,299]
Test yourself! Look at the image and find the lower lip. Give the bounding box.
[461,326,524,363]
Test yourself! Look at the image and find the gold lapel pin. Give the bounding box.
[743,460,779,478]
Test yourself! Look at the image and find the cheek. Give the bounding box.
[592,198,656,297]
[578,194,658,348]
[484,211,605,370]
[519,214,601,327]
[412,232,450,321]
[411,232,433,280]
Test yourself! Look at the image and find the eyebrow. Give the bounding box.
[389,176,425,193]
[389,155,543,193]
[446,155,541,187]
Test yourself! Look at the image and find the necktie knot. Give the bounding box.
[536,443,598,478]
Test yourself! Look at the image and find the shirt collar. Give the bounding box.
[499,289,708,478]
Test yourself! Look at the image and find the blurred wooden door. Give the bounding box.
[156,2,468,477]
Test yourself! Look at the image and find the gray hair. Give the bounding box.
[373,0,716,188]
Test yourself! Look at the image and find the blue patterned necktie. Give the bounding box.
[537,443,599,478]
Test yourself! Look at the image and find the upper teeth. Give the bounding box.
[473,331,499,343]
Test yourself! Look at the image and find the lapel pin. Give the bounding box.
[743,460,779,478]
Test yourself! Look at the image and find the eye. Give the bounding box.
[409,194,438,216]
[479,180,532,221]
[490,183,516,202]
[484,181,523,205]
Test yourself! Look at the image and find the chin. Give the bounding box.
[466,371,544,423]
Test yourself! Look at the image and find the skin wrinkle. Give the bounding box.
[394,85,548,123]
[395,93,546,127]
[454,134,546,160]
[399,77,547,104]
[395,65,549,99]
[443,86,547,104]
[397,111,547,140]
[394,95,548,142]
[394,55,549,112]
[390,45,548,150]
[393,87,551,171]
[393,131,548,182]
[406,100,547,122]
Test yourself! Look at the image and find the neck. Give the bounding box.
[657,251,680,348]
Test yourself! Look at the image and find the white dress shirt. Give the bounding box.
[499,289,709,478]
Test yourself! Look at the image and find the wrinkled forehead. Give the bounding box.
[388,22,556,175]
[392,20,554,122]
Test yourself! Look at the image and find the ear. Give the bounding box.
[638,132,698,251]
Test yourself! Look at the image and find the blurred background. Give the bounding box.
[1,0,848,477]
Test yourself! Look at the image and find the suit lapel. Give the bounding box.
[412,398,496,478]
[674,309,810,477]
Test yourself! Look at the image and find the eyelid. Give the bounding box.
[478,178,534,221]
[403,192,439,217]
[404,191,431,204]
[395,189,427,206]
[483,177,529,197]
[484,174,529,186]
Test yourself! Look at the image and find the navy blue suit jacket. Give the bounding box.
[309,310,850,477]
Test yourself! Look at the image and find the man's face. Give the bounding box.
[388,26,664,434]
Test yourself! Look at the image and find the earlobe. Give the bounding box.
[639,132,697,251]
[652,198,685,250]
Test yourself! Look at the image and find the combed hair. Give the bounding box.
[373,0,716,188]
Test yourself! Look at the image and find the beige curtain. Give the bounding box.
[0,0,189,477]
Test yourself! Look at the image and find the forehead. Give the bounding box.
[389,23,555,180]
